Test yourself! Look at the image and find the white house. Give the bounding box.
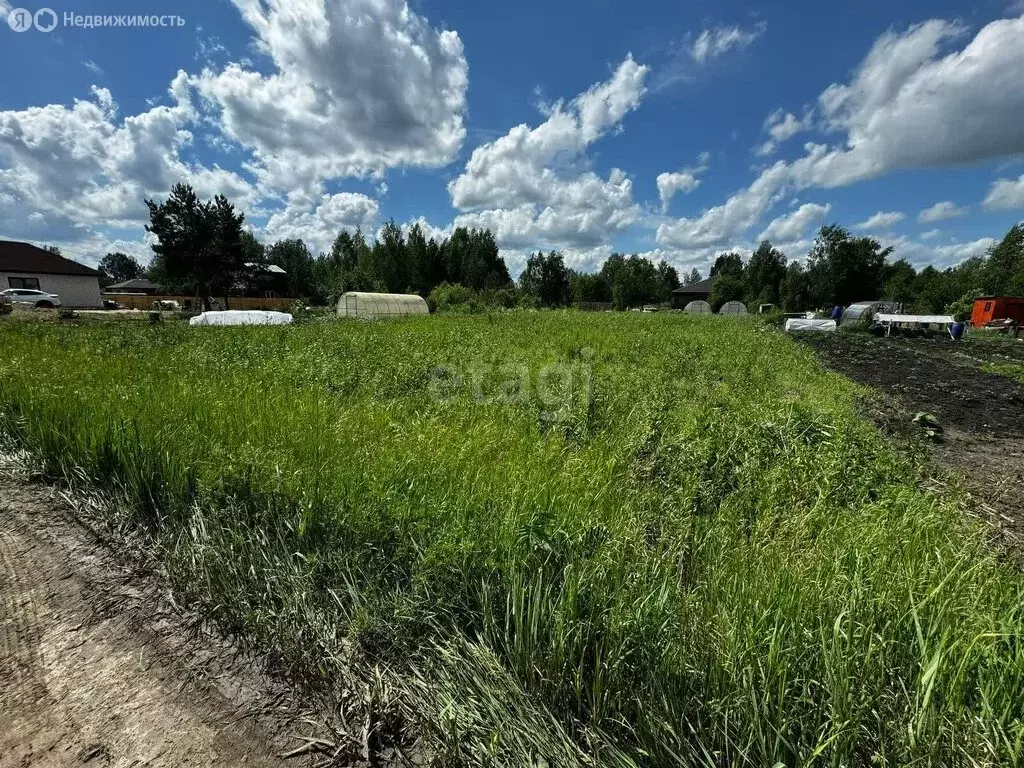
[0,241,103,308]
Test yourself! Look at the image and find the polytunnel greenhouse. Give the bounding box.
[684,300,712,314]
[841,301,899,326]
[337,292,430,319]
[718,301,748,315]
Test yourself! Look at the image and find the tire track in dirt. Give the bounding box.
[0,524,46,705]
[0,479,314,768]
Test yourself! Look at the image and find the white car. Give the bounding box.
[0,288,62,308]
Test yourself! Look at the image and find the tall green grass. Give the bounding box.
[1,313,1021,766]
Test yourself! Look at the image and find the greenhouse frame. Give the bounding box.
[683,300,712,314]
[841,301,900,326]
[719,301,749,315]
[337,292,430,319]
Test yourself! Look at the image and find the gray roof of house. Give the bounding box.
[0,240,99,277]
[245,262,287,274]
[108,277,162,291]
[672,274,719,295]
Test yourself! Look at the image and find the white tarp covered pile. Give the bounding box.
[189,310,294,327]
[785,318,837,333]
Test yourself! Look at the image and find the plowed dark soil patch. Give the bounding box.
[800,333,1024,547]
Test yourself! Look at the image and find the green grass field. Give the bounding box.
[1,313,1022,766]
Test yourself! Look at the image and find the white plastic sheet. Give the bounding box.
[785,318,837,332]
[189,310,294,327]
[874,313,954,325]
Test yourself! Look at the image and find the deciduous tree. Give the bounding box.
[982,223,1024,297]
[98,252,144,287]
[708,274,746,311]
[806,224,892,307]
[520,251,570,307]
[745,241,787,305]
[780,261,812,311]
[710,252,744,279]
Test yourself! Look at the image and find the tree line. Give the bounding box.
[702,224,1024,316]
[521,251,686,309]
[96,184,1024,315]
[106,183,688,311]
[114,184,512,310]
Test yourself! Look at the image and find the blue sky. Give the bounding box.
[2,0,1023,278]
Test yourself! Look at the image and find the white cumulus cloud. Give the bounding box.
[658,15,1024,254]
[447,56,647,255]
[755,109,810,156]
[690,23,766,64]
[0,73,256,251]
[262,192,380,256]
[935,237,996,265]
[797,16,1024,187]
[759,202,830,242]
[919,200,968,222]
[191,0,469,196]
[0,0,468,261]
[656,171,701,207]
[656,152,710,211]
[879,234,995,269]
[656,161,790,249]
[854,211,905,231]
[983,173,1024,210]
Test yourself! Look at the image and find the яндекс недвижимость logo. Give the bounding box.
[7,8,57,32]
[7,8,184,32]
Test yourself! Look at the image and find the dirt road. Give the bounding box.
[0,478,322,768]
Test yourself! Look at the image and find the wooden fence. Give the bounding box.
[104,294,297,312]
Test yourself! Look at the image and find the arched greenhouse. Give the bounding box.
[337,292,430,319]
[718,301,749,315]
[841,301,899,326]
[684,300,712,314]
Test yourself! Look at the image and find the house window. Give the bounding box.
[264,290,277,298]
[984,302,993,312]
[8,277,40,290]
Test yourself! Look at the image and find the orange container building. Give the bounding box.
[971,296,1024,326]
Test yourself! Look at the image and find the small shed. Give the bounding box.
[971,296,1024,327]
[718,301,748,315]
[683,300,712,314]
[337,292,429,319]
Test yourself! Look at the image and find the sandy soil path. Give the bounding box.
[0,480,303,768]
